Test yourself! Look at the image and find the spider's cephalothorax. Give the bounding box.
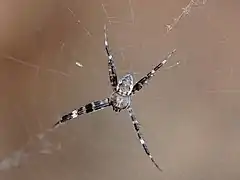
[110,74,133,112]
[53,25,176,172]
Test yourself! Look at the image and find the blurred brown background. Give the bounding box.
[0,0,239,179]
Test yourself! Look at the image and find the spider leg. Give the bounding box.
[127,106,163,171]
[131,49,176,95]
[104,24,118,91]
[53,98,110,128]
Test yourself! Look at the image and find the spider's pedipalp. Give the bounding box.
[53,98,110,128]
[127,106,163,171]
[104,24,118,91]
[131,49,176,94]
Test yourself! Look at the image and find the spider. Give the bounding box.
[53,25,176,171]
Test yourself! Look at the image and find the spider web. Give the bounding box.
[0,0,207,172]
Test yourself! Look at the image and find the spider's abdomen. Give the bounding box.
[110,92,131,112]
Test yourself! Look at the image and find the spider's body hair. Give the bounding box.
[110,92,131,112]
[109,74,133,112]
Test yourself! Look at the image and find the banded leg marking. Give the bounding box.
[104,24,118,91]
[127,106,163,171]
[132,49,176,94]
[54,98,110,128]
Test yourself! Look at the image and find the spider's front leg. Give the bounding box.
[104,25,118,92]
[127,106,163,171]
[131,49,176,95]
[53,98,110,128]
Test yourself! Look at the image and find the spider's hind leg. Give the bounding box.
[127,106,163,171]
[104,25,118,91]
[54,98,110,128]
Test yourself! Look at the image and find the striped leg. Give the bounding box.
[131,49,176,95]
[104,24,118,91]
[53,98,110,128]
[127,106,163,171]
